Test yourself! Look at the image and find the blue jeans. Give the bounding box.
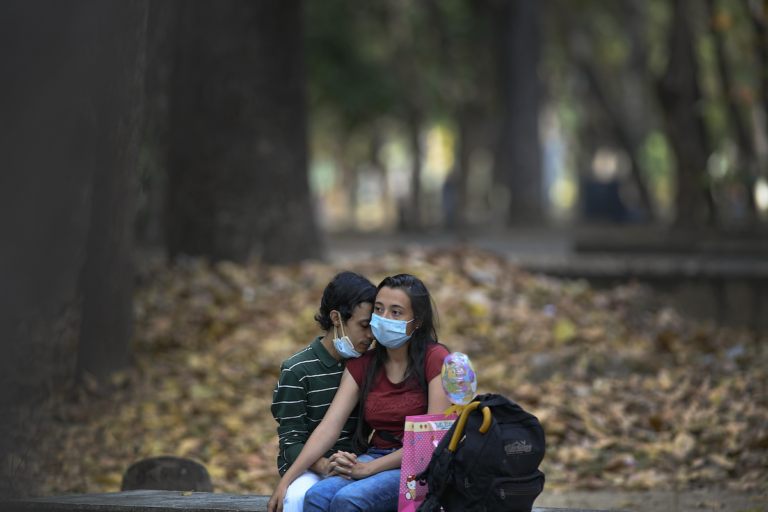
[303,448,400,512]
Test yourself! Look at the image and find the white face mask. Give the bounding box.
[370,313,414,349]
[333,322,361,359]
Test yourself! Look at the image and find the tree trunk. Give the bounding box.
[621,0,655,219]
[706,0,758,222]
[622,0,652,148]
[657,0,710,231]
[136,0,177,246]
[504,0,544,225]
[77,3,148,380]
[405,107,424,231]
[453,106,483,231]
[747,0,768,122]
[333,135,358,231]
[454,109,472,231]
[167,0,319,264]
[0,0,147,394]
[253,1,321,263]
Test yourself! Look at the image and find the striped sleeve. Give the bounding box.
[271,362,310,470]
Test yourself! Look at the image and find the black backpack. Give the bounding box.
[415,393,546,512]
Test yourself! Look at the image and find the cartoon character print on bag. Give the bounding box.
[405,475,417,499]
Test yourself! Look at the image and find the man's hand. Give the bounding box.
[327,451,358,479]
[267,482,287,512]
[308,456,330,477]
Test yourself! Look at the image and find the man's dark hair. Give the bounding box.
[314,271,376,331]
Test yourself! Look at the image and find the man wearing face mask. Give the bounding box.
[271,271,376,512]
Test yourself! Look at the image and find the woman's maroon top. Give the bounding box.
[346,343,449,449]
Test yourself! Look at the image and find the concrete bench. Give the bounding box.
[0,490,631,512]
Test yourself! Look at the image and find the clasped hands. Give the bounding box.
[324,450,363,479]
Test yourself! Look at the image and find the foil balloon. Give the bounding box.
[441,352,477,406]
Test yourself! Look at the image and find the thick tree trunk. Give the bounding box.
[167,0,319,264]
[252,1,321,263]
[504,0,543,225]
[658,0,710,231]
[136,0,177,245]
[0,0,147,389]
[77,3,148,380]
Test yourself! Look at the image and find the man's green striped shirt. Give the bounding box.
[271,336,358,476]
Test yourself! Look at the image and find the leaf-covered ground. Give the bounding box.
[6,247,768,498]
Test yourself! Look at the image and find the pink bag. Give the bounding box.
[397,414,457,512]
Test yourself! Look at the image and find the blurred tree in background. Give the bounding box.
[501,0,545,225]
[166,0,319,265]
[131,0,768,242]
[658,0,712,231]
[292,0,768,233]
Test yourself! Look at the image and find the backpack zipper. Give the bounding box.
[497,486,540,495]
[484,474,544,508]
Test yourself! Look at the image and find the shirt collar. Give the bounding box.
[311,336,344,368]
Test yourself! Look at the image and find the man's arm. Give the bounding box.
[268,370,361,512]
[271,363,313,472]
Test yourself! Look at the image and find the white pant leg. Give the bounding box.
[283,470,322,512]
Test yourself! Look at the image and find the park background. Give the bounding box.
[1,1,767,510]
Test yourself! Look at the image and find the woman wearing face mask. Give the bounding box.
[267,274,451,512]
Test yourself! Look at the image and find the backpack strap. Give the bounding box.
[447,401,492,452]
[478,396,514,409]
[478,395,540,424]
[377,430,403,446]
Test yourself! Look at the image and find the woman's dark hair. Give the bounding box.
[314,271,377,331]
[353,274,442,453]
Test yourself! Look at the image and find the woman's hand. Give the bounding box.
[348,459,370,480]
[327,450,357,479]
[267,482,288,512]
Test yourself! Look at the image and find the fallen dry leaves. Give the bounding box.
[5,246,768,497]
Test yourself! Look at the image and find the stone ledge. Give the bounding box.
[0,491,267,512]
[510,253,768,279]
[0,490,633,512]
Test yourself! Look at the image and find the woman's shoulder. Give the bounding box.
[426,342,450,360]
[424,342,450,380]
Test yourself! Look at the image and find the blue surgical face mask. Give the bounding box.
[333,322,361,359]
[370,313,415,349]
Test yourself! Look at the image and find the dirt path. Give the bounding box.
[536,489,766,511]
